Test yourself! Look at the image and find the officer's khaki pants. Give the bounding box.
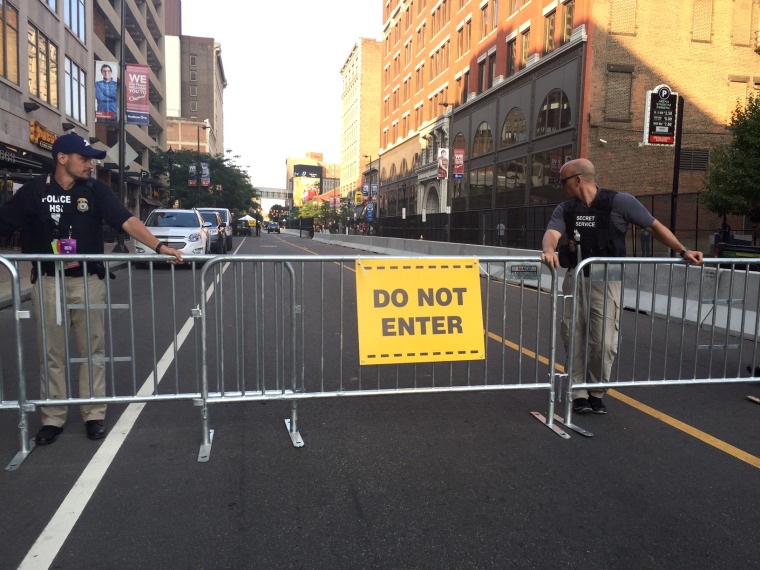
[561,271,621,399]
[32,274,107,427]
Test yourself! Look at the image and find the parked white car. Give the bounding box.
[198,207,234,251]
[135,209,210,257]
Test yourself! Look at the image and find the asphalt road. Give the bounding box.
[1,231,759,569]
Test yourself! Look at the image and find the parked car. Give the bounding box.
[134,209,210,258]
[267,222,280,234]
[198,207,233,251]
[198,210,226,254]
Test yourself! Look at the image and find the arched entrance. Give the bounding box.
[424,185,440,213]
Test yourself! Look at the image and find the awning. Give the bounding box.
[140,195,164,207]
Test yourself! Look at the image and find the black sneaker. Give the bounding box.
[573,398,592,414]
[588,395,607,414]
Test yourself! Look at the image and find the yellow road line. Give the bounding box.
[608,389,760,469]
[487,333,760,470]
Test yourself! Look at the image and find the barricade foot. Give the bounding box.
[5,440,36,471]
[530,411,571,439]
[553,414,594,438]
[197,429,214,463]
[284,419,304,447]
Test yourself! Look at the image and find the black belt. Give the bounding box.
[39,265,99,278]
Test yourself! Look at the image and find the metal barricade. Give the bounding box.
[0,256,32,470]
[0,253,214,470]
[559,256,760,437]
[197,255,566,462]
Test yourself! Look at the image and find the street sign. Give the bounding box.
[643,84,679,146]
[355,258,485,365]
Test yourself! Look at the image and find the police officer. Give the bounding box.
[0,133,183,445]
[541,158,703,415]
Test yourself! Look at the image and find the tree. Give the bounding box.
[701,96,760,219]
[150,148,259,214]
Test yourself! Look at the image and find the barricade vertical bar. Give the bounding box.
[283,262,304,447]
[2,259,34,470]
[198,261,213,462]
[559,259,593,437]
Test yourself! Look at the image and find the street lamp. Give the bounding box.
[166,146,174,208]
[196,121,210,205]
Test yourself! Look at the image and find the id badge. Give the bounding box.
[57,238,80,270]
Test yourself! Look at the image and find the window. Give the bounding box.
[28,25,58,106]
[478,58,486,93]
[506,38,516,77]
[190,55,197,66]
[190,70,197,82]
[496,157,527,207]
[535,89,571,135]
[510,0,519,15]
[491,0,498,30]
[500,107,527,146]
[520,28,530,67]
[45,0,57,9]
[530,145,572,204]
[488,52,496,89]
[605,66,633,121]
[469,166,493,209]
[732,0,756,45]
[0,0,19,84]
[481,2,489,38]
[544,11,556,54]
[562,0,575,44]
[190,85,197,96]
[610,0,637,35]
[64,57,85,122]
[462,70,469,100]
[472,121,494,156]
[465,19,471,45]
[417,23,426,52]
[692,0,712,42]
[64,0,86,42]
[727,80,748,124]
[457,26,464,58]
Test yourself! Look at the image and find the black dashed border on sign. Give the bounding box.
[361,261,480,361]
[366,349,483,360]
[363,263,474,272]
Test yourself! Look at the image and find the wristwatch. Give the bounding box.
[154,241,168,254]
[678,248,689,258]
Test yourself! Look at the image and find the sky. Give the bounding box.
[182,1,383,189]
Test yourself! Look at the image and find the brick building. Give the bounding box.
[376,0,760,250]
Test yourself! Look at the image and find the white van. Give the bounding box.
[198,207,234,251]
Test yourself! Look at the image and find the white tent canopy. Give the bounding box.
[238,214,254,221]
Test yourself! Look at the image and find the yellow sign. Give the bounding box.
[355,258,485,365]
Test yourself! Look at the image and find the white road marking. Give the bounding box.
[18,244,242,569]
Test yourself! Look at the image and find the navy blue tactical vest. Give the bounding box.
[562,188,627,265]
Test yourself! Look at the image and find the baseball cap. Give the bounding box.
[51,133,107,160]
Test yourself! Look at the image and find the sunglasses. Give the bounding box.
[560,173,580,186]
